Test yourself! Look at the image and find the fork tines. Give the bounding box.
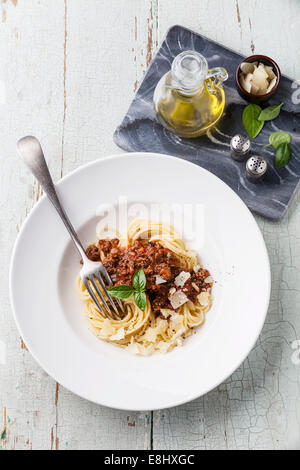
[83,270,124,321]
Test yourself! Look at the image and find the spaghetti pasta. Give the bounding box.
[77,219,212,355]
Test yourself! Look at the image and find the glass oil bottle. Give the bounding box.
[153,51,228,138]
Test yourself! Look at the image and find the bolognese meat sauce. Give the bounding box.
[84,239,212,314]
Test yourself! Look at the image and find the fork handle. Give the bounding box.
[17,136,88,261]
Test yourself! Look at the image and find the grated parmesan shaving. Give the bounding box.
[174,271,191,287]
[160,308,175,319]
[142,327,158,343]
[155,275,167,285]
[127,341,155,356]
[197,291,210,307]
[170,313,184,331]
[110,327,125,341]
[100,319,116,337]
[204,276,213,284]
[156,318,168,332]
[192,282,200,292]
[141,318,168,343]
[126,342,140,355]
[157,341,170,354]
[170,290,188,309]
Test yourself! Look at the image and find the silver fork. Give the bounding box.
[17,136,124,321]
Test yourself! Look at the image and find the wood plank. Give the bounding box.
[0,0,65,450]
[152,0,300,450]
[52,0,153,450]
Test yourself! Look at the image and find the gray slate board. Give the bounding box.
[114,25,300,220]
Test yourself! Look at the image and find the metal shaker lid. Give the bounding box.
[246,155,267,179]
[230,134,251,155]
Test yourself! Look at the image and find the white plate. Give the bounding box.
[9,153,270,410]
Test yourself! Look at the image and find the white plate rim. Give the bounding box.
[9,152,271,410]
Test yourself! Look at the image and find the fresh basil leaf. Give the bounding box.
[132,269,146,292]
[108,285,133,299]
[242,104,264,138]
[275,142,291,169]
[134,291,147,312]
[258,103,284,121]
[269,131,291,149]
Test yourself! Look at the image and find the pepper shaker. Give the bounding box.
[230,134,251,162]
[245,155,267,183]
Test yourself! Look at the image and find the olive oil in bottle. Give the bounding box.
[153,51,228,138]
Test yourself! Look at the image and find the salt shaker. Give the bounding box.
[230,134,251,161]
[245,155,267,183]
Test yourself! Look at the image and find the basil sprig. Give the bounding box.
[132,268,146,291]
[242,102,292,168]
[264,131,292,169]
[265,131,291,148]
[275,142,291,169]
[243,102,284,138]
[108,269,147,311]
[258,103,284,122]
[265,131,292,168]
[242,104,264,138]
[107,285,134,299]
[134,291,147,312]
